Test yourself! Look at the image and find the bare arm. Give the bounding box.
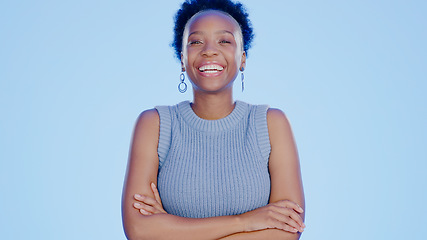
[220,108,306,240]
[267,108,304,213]
[122,109,247,240]
[220,229,299,240]
[122,108,305,240]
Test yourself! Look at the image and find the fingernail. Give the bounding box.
[134,202,141,207]
[134,194,141,198]
[140,209,149,214]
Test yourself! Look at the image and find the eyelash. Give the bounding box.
[188,40,231,45]
[189,40,202,45]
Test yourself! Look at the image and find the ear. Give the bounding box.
[240,51,246,71]
[181,52,185,72]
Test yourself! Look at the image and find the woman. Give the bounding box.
[122,0,305,239]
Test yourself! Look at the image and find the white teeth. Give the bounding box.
[198,64,224,72]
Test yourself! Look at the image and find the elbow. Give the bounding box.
[272,229,302,240]
[279,231,302,240]
[123,219,153,240]
[124,224,153,240]
[123,223,141,240]
[287,231,302,240]
[293,232,302,240]
[122,207,156,240]
[124,216,170,240]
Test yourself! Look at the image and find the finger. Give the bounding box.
[151,182,163,206]
[270,206,305,232]
[139,208,152,215]
[287,210,305,232]
[134,201,162,214]
[275,206,305,228]
[268,212,300,233]
[134,194,145,202]
[284,200,304,213]
[283,207,305,230]
[278,213,302,232]
[133,194,166,214]
[288,209,305,229]
[134,197,159,210]
[150,183,166,213]
[275,220,299,233]
[141,203,160,213]
[134,194,158,206]
[133,202,143,209]
[133,202,154,214]
[133,202,151,211]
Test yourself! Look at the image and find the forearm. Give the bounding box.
[220,229,301,240]
[124,212,244,240]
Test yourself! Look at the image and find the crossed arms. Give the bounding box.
[122,108,305,240]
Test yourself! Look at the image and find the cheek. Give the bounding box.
[182,52,192,70]
[233,49,243,67]
[183,48,198,66]
[235,51,241,65]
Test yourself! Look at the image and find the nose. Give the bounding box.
[201,41,218,57]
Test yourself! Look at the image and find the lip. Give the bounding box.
[198,69,223,78]
[196,61,225,78]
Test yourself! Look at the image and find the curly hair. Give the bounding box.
[172,0,254,60]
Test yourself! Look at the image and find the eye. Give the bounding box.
[189,40,203,45]
[219,40,231,44]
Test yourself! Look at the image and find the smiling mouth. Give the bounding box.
[198,64,224,73]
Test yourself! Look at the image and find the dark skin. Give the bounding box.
[122,10,305,240]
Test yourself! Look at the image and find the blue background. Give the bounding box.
[1,0,426,239]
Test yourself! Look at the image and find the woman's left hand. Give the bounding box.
[133,182,167,215]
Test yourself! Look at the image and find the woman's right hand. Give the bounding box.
[133,182,167,215]
[239,200,305,233]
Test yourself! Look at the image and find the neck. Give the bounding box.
[191,90,235,120]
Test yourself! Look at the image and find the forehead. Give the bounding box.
[187,10,240,33]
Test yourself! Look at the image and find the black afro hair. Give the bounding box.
[172,0,254,60]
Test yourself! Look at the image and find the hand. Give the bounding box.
[133,182,167,215]
[239,200,305,233]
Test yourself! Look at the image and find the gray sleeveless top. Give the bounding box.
[155,101,271,218]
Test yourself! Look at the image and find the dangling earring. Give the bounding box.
[178,71,187,93]
[240,67,245,92]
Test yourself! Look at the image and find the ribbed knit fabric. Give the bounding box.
[155,101,271,218]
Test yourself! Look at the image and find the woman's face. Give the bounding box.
[181,10,246,93]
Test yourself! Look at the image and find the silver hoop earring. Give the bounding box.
[178,72,187,93]
[241,71,245,92]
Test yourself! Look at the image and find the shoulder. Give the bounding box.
[137,108,159,124]
[267,108,291,128]
[133,108,160,136]
[266,108,294,146]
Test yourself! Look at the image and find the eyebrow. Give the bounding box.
[188,30,235,37]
